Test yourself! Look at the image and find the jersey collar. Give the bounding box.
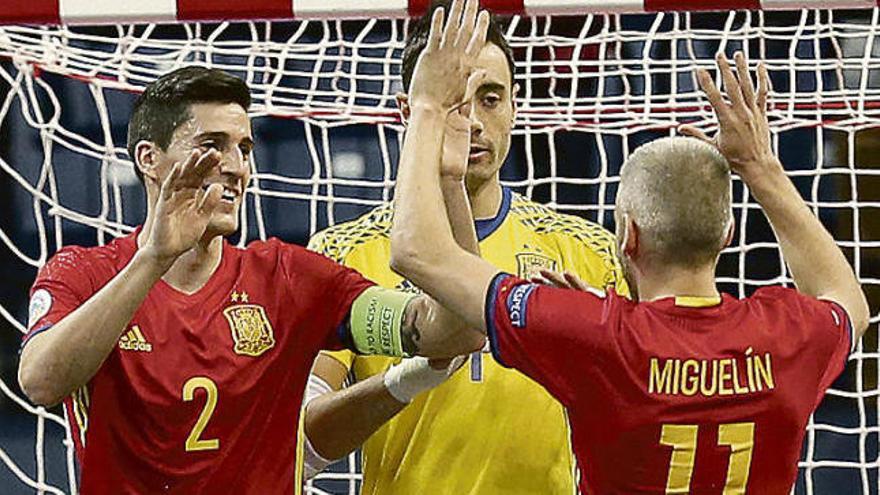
[474,186,512,241]
[674,295,722,308]
[646,293,733,319]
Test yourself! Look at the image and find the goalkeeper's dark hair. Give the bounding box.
[127,66,251,183]
[401,0,515,93]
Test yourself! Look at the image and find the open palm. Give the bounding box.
[145,149,224,262]
[409,0,489,112]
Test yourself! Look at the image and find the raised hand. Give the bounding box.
[143,149,224,264]
[680,52,779,183]
[409,0,490,112]
[441,70,488,180]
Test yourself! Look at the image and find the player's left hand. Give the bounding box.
[409,0,490,112]
[531,269,592,292]
[679,52,781,184]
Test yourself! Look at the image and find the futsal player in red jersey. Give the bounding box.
[389,1,871,493]
[17,67,483,494]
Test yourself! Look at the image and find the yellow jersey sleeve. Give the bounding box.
[305,206,391,265]
[319,349,356,370]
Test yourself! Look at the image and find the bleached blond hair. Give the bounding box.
[616,136,733,267]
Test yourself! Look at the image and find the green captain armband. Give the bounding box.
[349,287,417,358]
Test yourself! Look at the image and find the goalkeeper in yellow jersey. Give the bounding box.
[302,2,626,493]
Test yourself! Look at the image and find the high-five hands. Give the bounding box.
[680,52,781,184]
[143,149,224,265]
[384,355,468,404]
[440,73,490,180]
[441,109,472,181]
[409,0,490,114]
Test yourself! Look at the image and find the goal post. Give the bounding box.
[0,2,877,495]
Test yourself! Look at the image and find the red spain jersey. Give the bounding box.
[486,274,853,494]
[23,231,373,494]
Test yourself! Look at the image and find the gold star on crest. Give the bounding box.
[231,291,240,302]
[240,292,249,303]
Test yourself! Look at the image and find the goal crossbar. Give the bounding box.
[3,0,880,26]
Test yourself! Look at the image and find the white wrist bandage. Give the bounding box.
[303,374,335,479]
[382,356,466,404]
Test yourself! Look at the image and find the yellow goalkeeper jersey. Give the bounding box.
[307,188,626,495]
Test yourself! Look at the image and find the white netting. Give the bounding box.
[0,9,878,495]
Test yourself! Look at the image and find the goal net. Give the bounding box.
[0,3,878,495]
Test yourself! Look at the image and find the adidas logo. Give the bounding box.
[119,325,152,352]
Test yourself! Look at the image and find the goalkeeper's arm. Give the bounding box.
[307,281,482,470]
[302,130,484,473]
[303,353,464,476]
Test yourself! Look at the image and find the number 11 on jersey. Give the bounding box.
[660,422,754,494]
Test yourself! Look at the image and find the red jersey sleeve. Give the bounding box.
[800,297,853,406]
[277,242,374,351]
[485,273,612,405]
[24,247,99,346]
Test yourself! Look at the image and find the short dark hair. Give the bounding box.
[127,67,251,183]
[401,1,516,93]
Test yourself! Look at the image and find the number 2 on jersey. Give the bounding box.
[183,377,220,452]
[660,422,754,494]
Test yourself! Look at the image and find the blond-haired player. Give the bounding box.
[302,1,625,493]
[389,2,869,491]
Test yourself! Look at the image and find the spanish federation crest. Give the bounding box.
[223,304,276,357]
[516,252,558,279]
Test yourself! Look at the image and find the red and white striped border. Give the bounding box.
[2,0,877,25]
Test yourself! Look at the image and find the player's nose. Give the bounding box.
[470,118,484,136]
[219,147,249,177]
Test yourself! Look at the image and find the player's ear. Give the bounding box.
[396,93,411,126]
[722,217,735,248]
[134,141,161,183]
[621,214,639,259]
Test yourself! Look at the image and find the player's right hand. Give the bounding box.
[409,0,489,113]
[441,68,488,180]
[441,105,472,180]
[142,149,224,265]
[531,269,593,292]
[384,355,467,403]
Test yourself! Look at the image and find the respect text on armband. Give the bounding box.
[507,283,536,328]
[361,295,397,355]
